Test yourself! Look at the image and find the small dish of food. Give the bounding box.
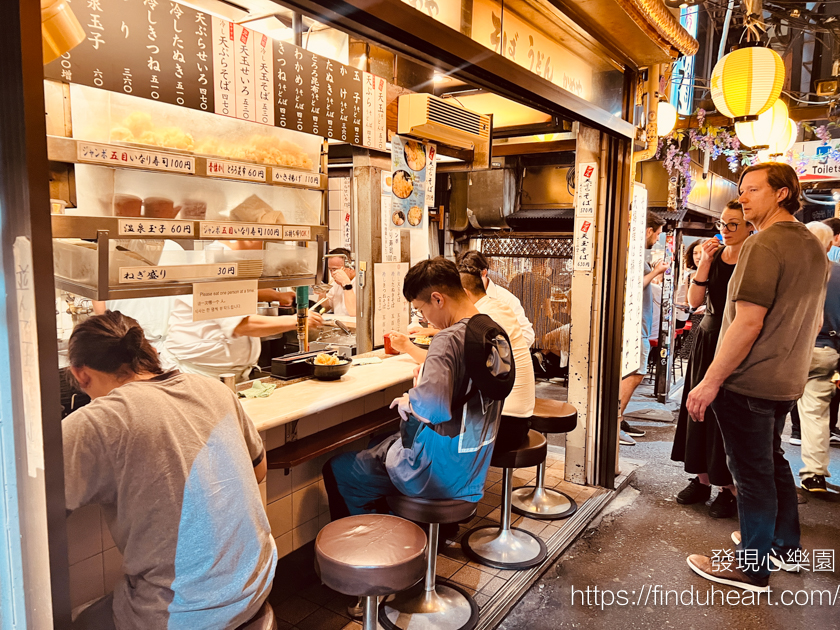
[407,205,423,226]
[403,140,426,171]
[392,170,413,199]
[411,335,433,348]
[308,354,351,380]
[392,210,406,227]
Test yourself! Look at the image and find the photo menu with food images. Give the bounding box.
[390,135,430,230]
[44,0,382,149]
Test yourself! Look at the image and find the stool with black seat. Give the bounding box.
[315,514,426,630]
[461,430,548,570]
[379,496,479,630]
[510,399,578,520]
[235,600,277,630]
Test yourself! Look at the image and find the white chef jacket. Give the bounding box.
[326,276,357,318]
[160,295,260,381]
[486,279,535,348]
[475,295,535,418]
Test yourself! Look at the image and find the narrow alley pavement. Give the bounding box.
[500,382,840,629]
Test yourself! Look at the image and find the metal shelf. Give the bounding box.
[55,275,317,301]
[47,136,329,191]
[52,214,328,242]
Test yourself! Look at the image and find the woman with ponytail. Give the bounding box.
[65,311,276,630]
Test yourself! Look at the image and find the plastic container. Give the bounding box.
[383,333,400,355]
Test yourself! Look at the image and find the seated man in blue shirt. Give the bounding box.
[323,257,508,518]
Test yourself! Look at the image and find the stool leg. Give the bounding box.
[362,596,378,630]
[379,521,479,630]
[460,467,547,570]
[510,437,577,521]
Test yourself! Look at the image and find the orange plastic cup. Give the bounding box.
[383,333,400,355]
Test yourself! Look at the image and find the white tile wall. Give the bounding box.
[292,482,321,529]
[68,555,104,610]
[102,547,123,594]
[266,494,293,537]
[275,532,294,558]
[66,505,102,565]
[266,468,292,503]
[293,517,321,550]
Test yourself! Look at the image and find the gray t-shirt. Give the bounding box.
[718,221,830,401]
[63,371,276,629]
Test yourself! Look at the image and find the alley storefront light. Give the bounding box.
[756,118,797,162]
[710,47,785,123]
[657,100,678,137]
[735,99,789,150]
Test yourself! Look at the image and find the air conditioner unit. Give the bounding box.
[398,93,492,168]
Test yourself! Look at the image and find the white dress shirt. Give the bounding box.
[485,279,535,348]
[160,295,260,381]
[475,295,536,418]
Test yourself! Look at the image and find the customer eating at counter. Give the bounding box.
[323,257,513,518]
[63,311,276,630]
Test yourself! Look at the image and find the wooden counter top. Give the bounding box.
[241,352,417,432]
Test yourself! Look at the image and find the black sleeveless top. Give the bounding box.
[700,247,736,332]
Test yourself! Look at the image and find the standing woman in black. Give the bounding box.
[671,201,751,518]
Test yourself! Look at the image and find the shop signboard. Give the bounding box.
[670,6,698,116]
[390,135,429,230]
[790,141,840,182]
[622,183,647,378]
[373,262,410,346]
[44,0,382,149]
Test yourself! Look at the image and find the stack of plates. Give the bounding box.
[235,260,264,278]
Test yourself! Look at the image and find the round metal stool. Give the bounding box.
[315,514,426,630]
[380,496,479,630]
[462,430,548,570]
[511,399,578,520]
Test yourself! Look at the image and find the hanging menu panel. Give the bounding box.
[44,0,215,113]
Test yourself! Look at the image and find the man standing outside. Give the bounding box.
[617,212,668,445]
[686,163,829,592]
[797,221,839,494]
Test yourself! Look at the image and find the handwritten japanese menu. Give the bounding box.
[373,262,409,347]
[572,162,597,271]
[44,0,383,148]
[621,183,648,378]
[390,135,430,230]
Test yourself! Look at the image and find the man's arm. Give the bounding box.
[686,301,767,421]
[233,312,324,337]
[254,452,267,483]
[342,286,357,317]
[644,260,668,288]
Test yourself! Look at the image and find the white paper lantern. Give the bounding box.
[735,99,789,149]
[657,101,678,137]
[710,47,785,122]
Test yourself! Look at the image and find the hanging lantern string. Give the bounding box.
[742,0,767,42]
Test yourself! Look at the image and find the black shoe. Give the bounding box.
[790,430,801,446]
[801,475,827,493]
[709,488,737,518]
[676,477,712,505]
[830,427,840,444]
[621,420,646,437]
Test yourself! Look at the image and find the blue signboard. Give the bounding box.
[670,6,698,116]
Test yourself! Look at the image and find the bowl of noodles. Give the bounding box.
[403,140,426,171]
[411,335,433,348]
[392,210,406,226]
[392,170,413,199]
[308,353,351,380]
[407,206,423,226]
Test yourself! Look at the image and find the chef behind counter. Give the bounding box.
[315,248,357,319]
[94,240,324,382]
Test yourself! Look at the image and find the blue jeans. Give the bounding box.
[322,434,401,520]
[711,388,800,579]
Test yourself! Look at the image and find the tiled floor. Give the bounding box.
[268,451,599,629]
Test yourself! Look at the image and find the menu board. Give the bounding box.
[373,262,409,347]
[390,135,430,230]
[45,0,382,148]
[621,183,647,378]
[381,172,400,263]
[572,162,597,271]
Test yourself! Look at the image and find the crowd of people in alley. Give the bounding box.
[622,162,838,594]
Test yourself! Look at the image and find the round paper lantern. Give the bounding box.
[657,100,678,137]
[710,47,785,122]
[757,118,797,161]
[734,99,789,149]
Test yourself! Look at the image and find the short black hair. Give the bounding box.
[647,211,665,231]
[403,257,466,302]
[823,217,840,236]
[456,250,490,271]
[684,239,703,271]
[328,247,351,259]
[458,264,487,295]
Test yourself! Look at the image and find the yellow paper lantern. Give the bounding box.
[710,47,785,122]
[657,100,678,137]
[735,99,789,149]
[757,118,797,161]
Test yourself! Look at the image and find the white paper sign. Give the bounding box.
[426,144,437,207]
[572,217,595,271]
[193,279,258,321]
[212,17,235,117]
[622,183,648,377]
[233,24,256,121]
[341,177,352,249]
[207,159,267,182]
[78,142,195,174]
[282,226,312,240]
[13,237,44,477]
[373,262,409,346]
[374,75,387,151]
[200,221,284,239]
[119,263,239,283]
[255,32,275,126]
[118,219,194,236]
[576,162,597,217]
[363,71,376,149]
[272,168,321,188]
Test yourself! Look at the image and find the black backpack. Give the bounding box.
[454,313,516,407]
